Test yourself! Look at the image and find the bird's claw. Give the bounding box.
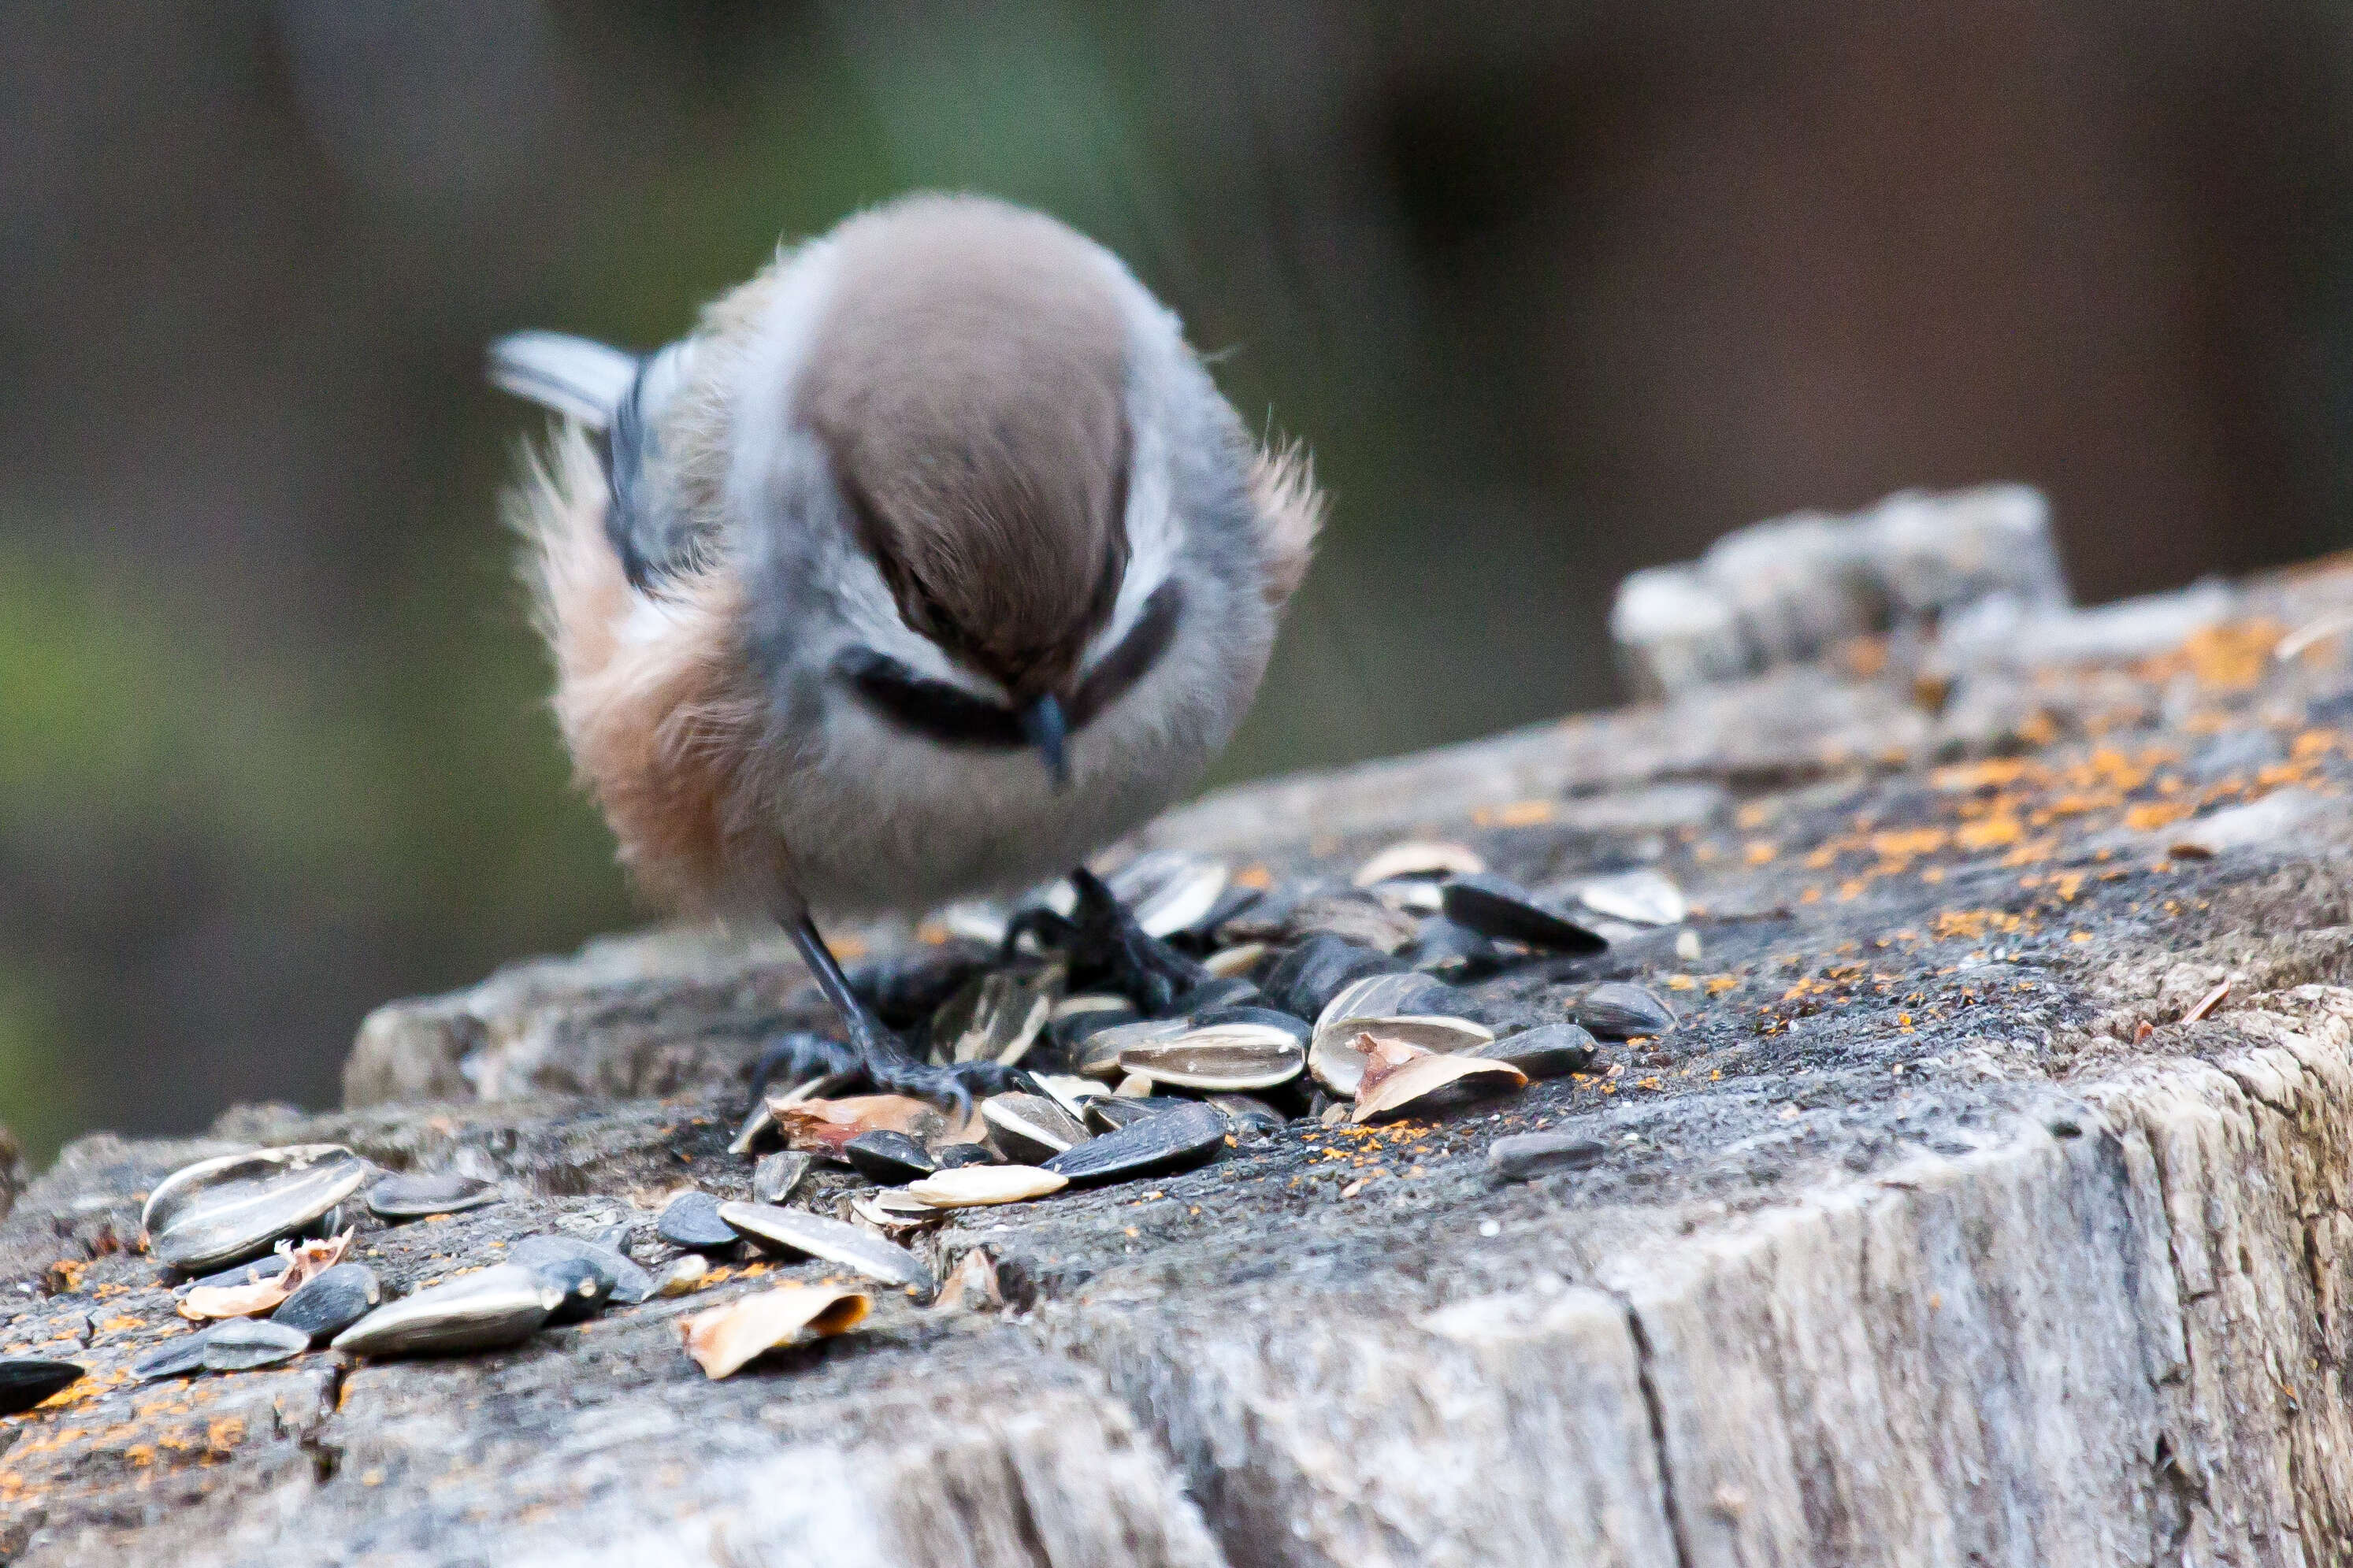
[1061,868,1212,1015]
[744,1029,1034,1121]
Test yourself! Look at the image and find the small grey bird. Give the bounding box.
[489,194,1323,1106]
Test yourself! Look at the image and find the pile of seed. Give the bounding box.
[0,840,1684,1403]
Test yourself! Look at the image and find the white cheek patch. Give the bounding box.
[1084,402,1182,671]
[829,554,1010,700]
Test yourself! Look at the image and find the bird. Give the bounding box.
[488,193,1323,1110]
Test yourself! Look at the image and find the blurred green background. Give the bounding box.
[4,0,2351,1163]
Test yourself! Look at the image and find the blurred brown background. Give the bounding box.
[3,0,2348,1161]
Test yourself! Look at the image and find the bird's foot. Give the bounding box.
[744,1029,1038,1121]
[1053,868,1213,1016]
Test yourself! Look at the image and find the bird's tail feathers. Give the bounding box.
[488,331,641,429]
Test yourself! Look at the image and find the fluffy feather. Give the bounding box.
[1247,436,1326,608]
[509,423,778,915]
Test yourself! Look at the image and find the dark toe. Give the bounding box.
[745,1031,864,1108]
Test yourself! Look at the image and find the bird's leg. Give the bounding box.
[744,914,1035,1119]
[1054,869,1213,1017]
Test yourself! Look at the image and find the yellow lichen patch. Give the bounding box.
[1869,828,1950,862]
[2123,801,2195,832]
[1955,815,2024,851]
[1999,836,2059,868]
[1935,757,2040,793]
[2138,620,2285,691]
[1931,910,2028,942]
[1743,840,1779,866]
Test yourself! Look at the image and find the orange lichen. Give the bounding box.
[2137,620,2284,691]
[1955,816,2024,851]
[2123,801,2195,832]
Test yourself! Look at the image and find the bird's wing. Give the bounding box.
[1245,436,1326,609]
[490,332,705,590]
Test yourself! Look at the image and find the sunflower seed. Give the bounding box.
[657,1191,739,1251]
[1033,1073,1106,1118]
[1353,841,1486,887]
[132,1332,213,1382]
[1261,935,1406,1020]
[332,1266,562,1358]
[365,1171,499,1221]
[201,1318,310,1372]
[1085,1095,1194,1134]
[1309,1014,1495,1098]
[1077,1019,1193,1079]
[143,1144,372,1273]
[0,1357,83,1413]
[982,1094,1089,1163]
[844,1130,937,1184]
[933,1142,999,1169]
[273,1264,381,1345]
[1207,1095,1286,1137]
[1488,1131,1608,1181]
[858,1188,944,1221]
[509,1234,652,1320]
[681,1285,869,1379]
[752,1151,811,1206]
[1366,878,1447,915]
[901,1166,1067,1208]
[1362,1014,1494,1053]
[1169,976,1263,1015]
[1187,1005,1312,1043]
[1045,1101,1229,1187]
[1280,894,1423,954]
[1472,1023,1598,1079]
[653,1255,711,1297]
[1119,1024,1305,1092]
[716,1202,934,1293]
[1052,992,1135,1023]
[1351,1049,1527,1123]
[1106,851,1230,937]
[932,967,1062,1067]
[1408,917,1501,977]
[1574,869,1688,927]
[1047,995,1140,1055]
[177,1255,290,1296]
[1575,982,1676,1038]
[1439,875,1608,952]
[1318,970,1453,1030]
[1202,942,1269,980]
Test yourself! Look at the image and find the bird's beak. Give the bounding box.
[1020,694,1071,792]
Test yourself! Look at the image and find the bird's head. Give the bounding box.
[800,197,1182,791]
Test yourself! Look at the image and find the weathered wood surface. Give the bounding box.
[13,549,2353,1565]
